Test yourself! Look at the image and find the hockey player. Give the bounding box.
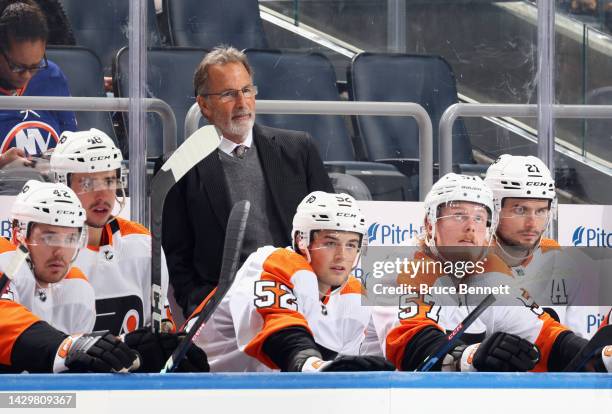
[1,180,95,334]
[194,191,394,372]
[0,300,140,373]
[485,154,604,338]
[371,173,612,372]
[49,128,171,334]
[49,128,208,373]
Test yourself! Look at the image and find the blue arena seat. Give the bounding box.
[60,0,161,74]
[348,52,475,191]
[113,47,208,158]
[245,49,354,161]
[585,86,612,163]
[46,45,116,142]
[245,49,413,200]
[161,0,268,49]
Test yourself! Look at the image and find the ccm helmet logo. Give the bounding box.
[336,213,356,218]
[56,210,75,215]
[89,155,111,161]
[526,182,547,186]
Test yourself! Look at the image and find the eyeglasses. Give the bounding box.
[1,50,48,74]
[438,214,489,226]
[310,240,362,254]
[73,176,122,194]
[202,85,258,103]
[501,206,550,221]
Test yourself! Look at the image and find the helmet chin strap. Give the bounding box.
[494,232,543,268]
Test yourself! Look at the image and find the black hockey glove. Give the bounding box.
[123,328,209,373]
[471,332,540,372]
[57,332,140,373]
[301,355,395,372]
[590,346,612,372]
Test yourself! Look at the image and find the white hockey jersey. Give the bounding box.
[74,217,170,335]
[195,246,371,372]
[367,250,572,372]
[0,238,95,334]
[500,238,604,338]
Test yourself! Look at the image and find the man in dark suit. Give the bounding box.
[162,46,334,318]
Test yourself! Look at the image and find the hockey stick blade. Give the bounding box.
[562,325,612,372]
[416,293,496,372]
[161,200,250,373]
[0,244,29,295]
[150,125,222,333]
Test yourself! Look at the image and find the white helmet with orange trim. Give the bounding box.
[291,191,367,255]
[422,173,496,270]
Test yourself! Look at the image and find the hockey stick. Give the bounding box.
[562,325,612,372]
[0,244,29,296]
[160,200,250,373]
[416,292,496,372]
[150,125,222,333]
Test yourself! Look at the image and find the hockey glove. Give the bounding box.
[591,345,612,372]
[123,328,209,372]
[460,332,540,372]
[54,332,140,373]
[301,355,395,372]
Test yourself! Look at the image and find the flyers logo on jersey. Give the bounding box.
[604,345,612,357]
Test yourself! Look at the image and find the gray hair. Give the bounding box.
[193,45,253,97]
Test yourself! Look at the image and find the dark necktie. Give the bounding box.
[233,144,248,159]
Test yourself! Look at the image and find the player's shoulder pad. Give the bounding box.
[64,266,89,282]
[482,252,513,277]
[397,250,446,287]
[539,238,561,253]
[0,237,16,254]
[115,217,151,237]
[340,276,366,296]
[261,247,313,287]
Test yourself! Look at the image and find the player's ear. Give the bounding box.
[196,95,212,121]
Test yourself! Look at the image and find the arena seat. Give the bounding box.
[585,86,612,163]
[46,45,117,142]
[348,52,475,192]
[246,49,413,200]
[161,0,268,49]
[113,47,208,158]
[60,0,162,74]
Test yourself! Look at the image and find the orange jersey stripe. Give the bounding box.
[116,217,150,237]
[63,267,88,282]
[340,276,365,295]
[0,237,15,253]
[0,300,40,366]
[532,312,569,372]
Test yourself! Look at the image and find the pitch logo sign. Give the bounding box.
[367,222,423,245]
[571,226,612,247]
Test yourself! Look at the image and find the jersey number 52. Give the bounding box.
[254,280,298,311]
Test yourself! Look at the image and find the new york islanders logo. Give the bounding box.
[1,110,59,155]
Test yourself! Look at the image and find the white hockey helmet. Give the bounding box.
[292,191,367,252]
[11,180,87,248]
[423,173,497,254]
[484,154,556,211]
[50,128,124,186]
